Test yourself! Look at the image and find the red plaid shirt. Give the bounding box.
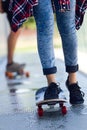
[9,0,38,31]
[9,0,87,32]
[75,0,87,30]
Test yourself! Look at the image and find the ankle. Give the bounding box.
[68,73,77,85]
[46,74,56,85]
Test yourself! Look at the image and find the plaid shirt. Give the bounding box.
[75,0,87,30]
[9,0,87,32]
[9,0,38,31]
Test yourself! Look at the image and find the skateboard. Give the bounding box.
[5,64,30,79]
[35,87,67,117]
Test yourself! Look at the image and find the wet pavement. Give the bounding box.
[0,52,87,130]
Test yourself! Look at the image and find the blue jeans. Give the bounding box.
[33,0,78,75]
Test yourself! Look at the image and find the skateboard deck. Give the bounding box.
[35,87,67,116]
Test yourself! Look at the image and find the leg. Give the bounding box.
[54,0,78,83]
[7,30,20,64]
[54,0,84,104]
[4,1,25,72]
[6,28,25,72]
[33,0,57,85]
[6,20,25,72]
[6,29,25,72]
[33,0,63,100]
[6,6,20,65]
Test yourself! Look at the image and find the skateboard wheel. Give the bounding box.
[5,72,14,79]
[25,72,30,77]
[8,73,14,79]
[61,106,67,115]
[38,107,43,117]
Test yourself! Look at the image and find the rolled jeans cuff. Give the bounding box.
[43,66,57,75]
[66,64,78,73]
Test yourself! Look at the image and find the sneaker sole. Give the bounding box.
[70,100,84,105]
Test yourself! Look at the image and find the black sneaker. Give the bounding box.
[44,82,62,100]
[66,77,84,105]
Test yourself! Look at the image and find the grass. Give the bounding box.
[15,45,37,53]
[22,17,36,29]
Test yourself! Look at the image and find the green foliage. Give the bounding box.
[22,17,36,29]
